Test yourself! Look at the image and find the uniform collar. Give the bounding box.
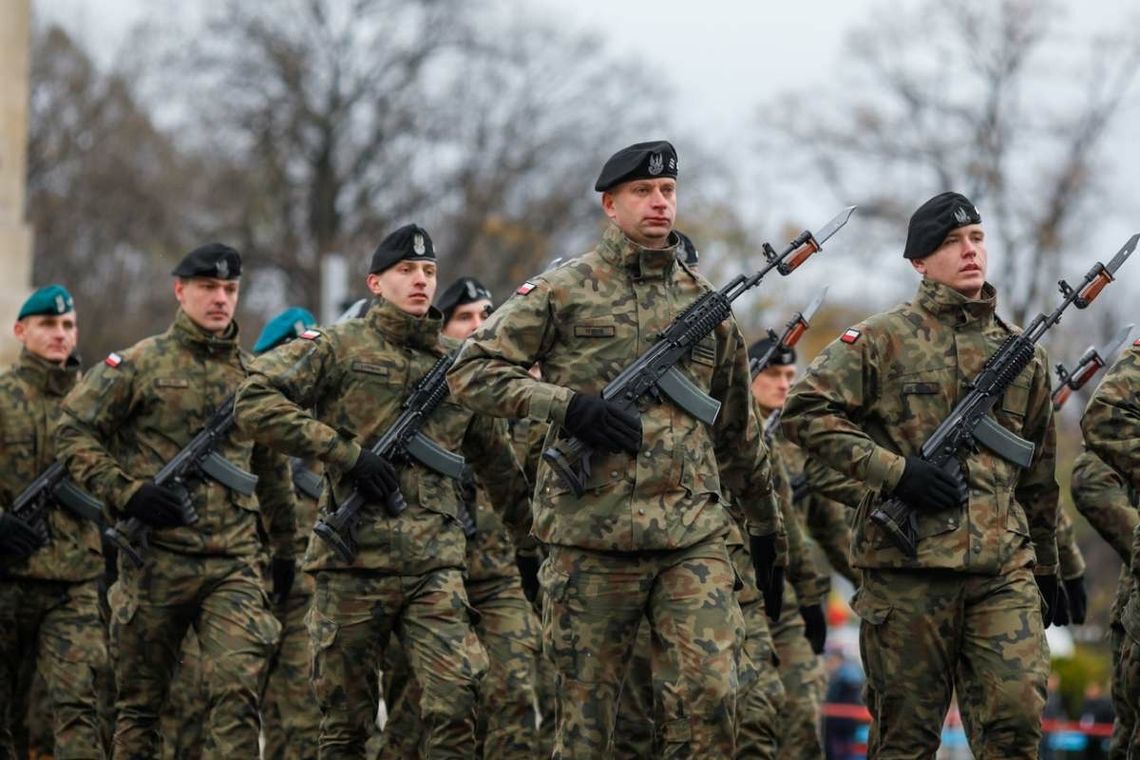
[16,349,79,397]
[915,278,997,327]
[367,297,443,351]
[597,223,680,281]
[171,308,241,355]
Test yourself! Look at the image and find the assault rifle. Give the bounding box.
[7,461,105,550]
[544,208,856,497]
[313,353,468,563]
[105,394,258,567]
[870,234,1138,557]
[1051,323,1134,410]
[757,288,829,446]
[291,459,324,500]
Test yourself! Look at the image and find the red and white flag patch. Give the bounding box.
[516,281,537,296]
[300,329,321,340]
[104,352,123,368]
[840,328,862,345]
[1134,337,1140,346]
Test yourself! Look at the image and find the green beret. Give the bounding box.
[172,243,243,279]
[595,140,678,192]
[18,284,74,320]
[253,307,317,354]
[369,224,436,274]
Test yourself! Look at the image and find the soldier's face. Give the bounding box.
[911,223,988,298]
[367,260,438,317]
[751,364,796,411]
[602,178,676,249]
[442,299,492,340]
[175,277,239,334]
[14,312,78,364]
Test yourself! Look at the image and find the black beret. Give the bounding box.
[171,243,242,279]
[748,336,796,367]
[595,140,678,192]
[436,276,493,322]
[903,192,982,260]
[675,231,699,267]
[369,223,436,274]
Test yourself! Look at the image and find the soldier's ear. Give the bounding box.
[601,192,618,221]
[13,320,26,342]
[910,258,927,276]
[365,272,384,298]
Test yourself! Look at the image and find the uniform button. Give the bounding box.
[611,471,619,478]
[948,520,956,527]
[643,451,652,459]
[972,545,981,553]
[638,509,645,515]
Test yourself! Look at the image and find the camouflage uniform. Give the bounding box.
[1070,450,1137,760]
[55,310,293,758]
[447,224,783,758]
[0,351,107,760]
[234,299,529,759]
[782,279,1058,759]
[1082,341,1140,755]
[800,455,861,586]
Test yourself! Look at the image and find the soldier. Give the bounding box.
[747,336,828,759]
[782,192,1059,759]
[55,245,294,758]
[253,307,323,760]
[377,276,541,759]
[447,140,785,758]
[0,285,107,759]
[233,225,529,757]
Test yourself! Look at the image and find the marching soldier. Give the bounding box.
[55,245,295,758]
[0,285,107,759]
[783,192,1059,758]
[447,141,785,757]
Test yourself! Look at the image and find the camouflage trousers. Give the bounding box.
[1108,624,1133,760]
[108,550,281,759]
[0,578,108,760]
[306,568,488,759]
[852,567,1047,760]
[161,629,205,760]
[1114,629,1140,757]
[540,537,744,759]
[263,572,320,760]
[769,584,824,759]
[533,603,557,756]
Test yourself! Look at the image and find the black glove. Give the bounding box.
[893,457,961,511]
[517,553,541,604]
[1063,576,1087,625]
[270,556,296,606]
[125,483,191,528]
[563,394,641,454]
[1036,574,1059,627]
[800,604,827,655]
[1052,580,1071,626]
[0,513,43,558]
[750,533,785,622]
[347,450,400,505]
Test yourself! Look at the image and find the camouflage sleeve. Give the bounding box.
[713,324,781,536]
[55,359,143,516]
[773,443,828,606]
[464,414,532,549]
[1081,345,1140,493]
[1014,351,1060,573]
[250,443,298,560]
[448,281,573,425]
[782,332,907,495]
[1055,507,1086,580]
[1071,449,1137,565]
[235,335,361,471]
[801,457,858,585]
[804,455,869,510]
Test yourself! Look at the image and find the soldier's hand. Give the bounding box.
[517,552,541,603]
[800,604,827,655]
[564,394,642,454]
[1035,573,1060,627]
[749,532,785,621]
[0,513,43,557]
[894,457,960,511]
[1052,579,1071,626]
[270,556,296,606]
[1063,576,1087,625]
[125,483,191,528]
[347,450,400,504]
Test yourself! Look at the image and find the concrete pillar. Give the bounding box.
[0,0,34,363]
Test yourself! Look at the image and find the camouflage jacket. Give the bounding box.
[800,455,859,585]
[55,310,297,559]
[1070,449,1137,627]
[234,299,530,575]
[0,351,103,581]
[447,224,781,552]
[782,279,1059,575]
[1055,508,1086,580]
[1082,341,1140,493]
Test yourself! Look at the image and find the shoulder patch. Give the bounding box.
[300,329,321,340]
[1134,338,1140,347]
[840,328,862,345]
[516,281,538,296]
[104,352,124,368]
